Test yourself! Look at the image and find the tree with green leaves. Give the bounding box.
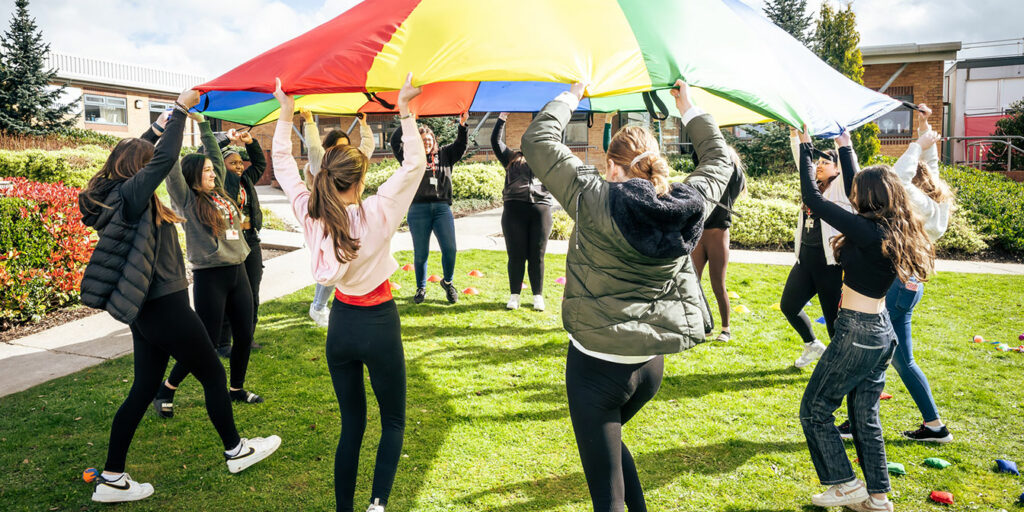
[812,1,879,164]
[0,0,76,135]
[985,98,1024,171]
[764,0,814,47]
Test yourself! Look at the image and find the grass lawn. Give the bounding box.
[1,250,1022,511]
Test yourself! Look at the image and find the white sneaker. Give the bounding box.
[811,479,868,507]
[506,294,520,310]
[847,496,895,511]
[308,304,329,327]
[225,435,282,474]
[91,473,154,503]
[366,498,385,512]
[532,295,545,312]
[795,340,827,368]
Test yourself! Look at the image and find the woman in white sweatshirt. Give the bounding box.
[273,74,425,512]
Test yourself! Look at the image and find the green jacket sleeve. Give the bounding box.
[199,121,227,189]
[521,98,602,219]
[681,114,732,222]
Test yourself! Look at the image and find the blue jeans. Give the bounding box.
[406,202,456,289]
[886,279,939,422]
[312,283,333,310]
[800,309,896,494]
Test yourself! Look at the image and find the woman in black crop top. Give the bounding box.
[795,127,934,512]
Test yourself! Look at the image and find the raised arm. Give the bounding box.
[797,135,876,244]
[491,113,513,168]
[120,92,196,221]
[521,83,597,217]
[835,129,858,198]
[356,114,375,159]
[270,81,312,227]
[139,110,169,144]
[196,116,227,189]
[242,135,266,184]
[672,80,731,221]
[371,75,426,233]
[389,124,405,161]
[893,128,947,241]
[301,109,326,178]
[440,114,468,166]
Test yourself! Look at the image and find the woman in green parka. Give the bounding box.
[521,80,733,512]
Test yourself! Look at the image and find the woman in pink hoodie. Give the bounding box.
[272,74,425,512]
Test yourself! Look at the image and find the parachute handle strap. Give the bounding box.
[364,92,396,110]
[642,91,670,121]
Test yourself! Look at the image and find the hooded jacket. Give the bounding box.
[521,93,733,357]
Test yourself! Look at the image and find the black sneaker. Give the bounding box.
[230,389,264,404]
[413,288,426,304]
[440,280,458,304]
[216,345,232,358]
[152,397,174,419]
[837,419,853,440]
[902,424,953,443]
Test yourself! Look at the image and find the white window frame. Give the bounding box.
[84,94,128,126]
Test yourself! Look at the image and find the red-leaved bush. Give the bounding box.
[0,177,96,328]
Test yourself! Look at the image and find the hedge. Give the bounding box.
[942,164,1024,253]
[0,145,108,188]
[0,178,95,327]
[363,159,506,201]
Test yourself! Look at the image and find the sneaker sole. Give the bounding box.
[227,436,281,474]
[91,487,154,503]
[904,433,953,443]
[812,492,869,507]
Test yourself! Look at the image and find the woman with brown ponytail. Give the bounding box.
[273,74,425,512]
[152,111,265,416]
[522,79,732,512]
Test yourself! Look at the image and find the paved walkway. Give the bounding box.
[3,187,1023,398]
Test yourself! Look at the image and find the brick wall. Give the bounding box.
[863,60,945,157]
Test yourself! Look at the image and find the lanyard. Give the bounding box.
[210,193,236,227]
[237,187,247,209]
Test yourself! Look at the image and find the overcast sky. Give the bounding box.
[2,0,1021,79]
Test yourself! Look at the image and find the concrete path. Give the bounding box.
[3,187,1023,398]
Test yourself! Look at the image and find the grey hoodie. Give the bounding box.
[166,120,249,269]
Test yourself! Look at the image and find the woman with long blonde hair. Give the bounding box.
[273,74,425,512]
[796,125,935,512]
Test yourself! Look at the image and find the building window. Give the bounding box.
[367,114,397,154]
[149,101,171,124]
[565,112,590,146]
[467,113,498,149]
[875,87,913,137]
[84,94,127,125]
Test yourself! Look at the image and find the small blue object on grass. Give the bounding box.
[815,316,826,325]
[995,459,1019,475]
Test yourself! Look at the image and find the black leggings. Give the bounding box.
[217,238,263,347]
[167,264,254,389]
[105,291,240,473]
[501,201,553,295]
[565,342,664,512]
[327,298,405,512]
[781,243,843,344]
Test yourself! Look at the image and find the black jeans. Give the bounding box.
[565,342,664,512]
[781,243,843,343]
[327,299,405,512]
[800,309,896,494]
[218,236,263,348]
[105,291,240,473]
[501,201,553,295]
[167,264,254,389]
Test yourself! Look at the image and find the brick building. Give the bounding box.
[861,42,962,157]
[45,53,208,145]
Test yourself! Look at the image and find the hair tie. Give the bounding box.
[630,150,659,168]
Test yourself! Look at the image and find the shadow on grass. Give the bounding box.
[658,367,806,400]
[457,440,807,511]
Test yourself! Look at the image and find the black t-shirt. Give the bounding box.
[801,208,823,247]
[147,218,188,301]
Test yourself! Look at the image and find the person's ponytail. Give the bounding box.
[308,145,368,264]
[607,125,671,196]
